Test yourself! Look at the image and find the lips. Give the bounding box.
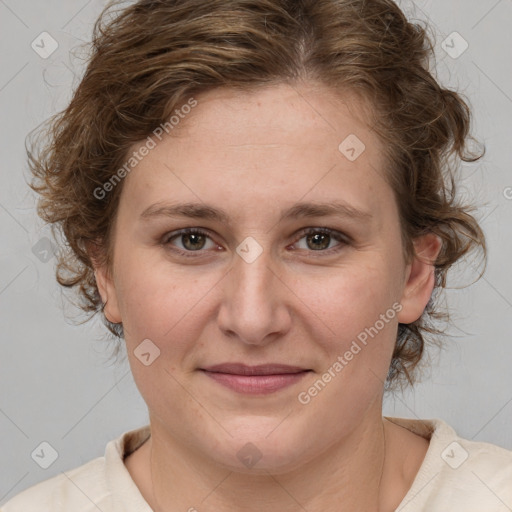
[201,363,309,376]
[199,363,311,394]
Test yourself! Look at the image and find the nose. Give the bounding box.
[217,241,292,346]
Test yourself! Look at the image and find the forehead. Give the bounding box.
[120,83,393,227]
[172,82,377,150]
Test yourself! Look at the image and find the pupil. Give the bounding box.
[308,233,329,250]
[184,233,205,250]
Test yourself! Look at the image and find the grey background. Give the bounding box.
[1,0,511,504]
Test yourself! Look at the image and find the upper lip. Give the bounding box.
[201,363,310,375]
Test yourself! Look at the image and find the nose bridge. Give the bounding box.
[231,241,276,314]
[235,249,273,301]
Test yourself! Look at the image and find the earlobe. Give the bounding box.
[86,241,122,324]
[397,233,442,324]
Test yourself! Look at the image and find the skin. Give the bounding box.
[91,82,441,512]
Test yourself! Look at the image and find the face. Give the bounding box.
[94,82,439,473]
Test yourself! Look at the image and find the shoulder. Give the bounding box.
[387,416,512,511]
[0,456,109,512]
[1,425,151,512]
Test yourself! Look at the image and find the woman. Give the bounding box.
[3,0,511,510]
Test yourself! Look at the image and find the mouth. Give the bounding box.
[199,363,312,394]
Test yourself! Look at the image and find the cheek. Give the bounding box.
[292,262,401,411]
[290,257,401,342]
[290,259,403,404]
[114,251,224,350]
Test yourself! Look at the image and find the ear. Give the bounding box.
[86,240,122,325]
[397,233,442,324]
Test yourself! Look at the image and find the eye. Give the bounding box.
[163,228,219,255]
[161,227,349,258]
[292,228,349,254]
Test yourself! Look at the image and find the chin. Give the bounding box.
[206,417,318,474]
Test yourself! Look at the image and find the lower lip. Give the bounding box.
[201,370,310,394]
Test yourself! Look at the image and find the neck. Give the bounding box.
[137,409,408,512]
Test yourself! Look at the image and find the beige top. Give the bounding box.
[2,416,512,511]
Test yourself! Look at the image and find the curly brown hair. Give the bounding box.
[26,0,486,391]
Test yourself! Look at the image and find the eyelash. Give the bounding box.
[161,227,350,258]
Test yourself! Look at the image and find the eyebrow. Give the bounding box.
[140,200,372,224]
